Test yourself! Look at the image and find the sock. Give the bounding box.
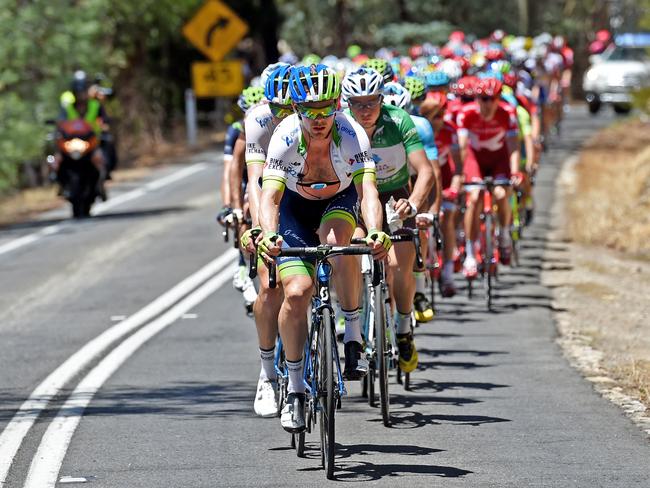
[259,347,276,381]
[465,239,475,258]
[413,271,426,295]
[443,261,454,280]
[342,308,362,344]
[286,357,305,393]
[395,310,412,335]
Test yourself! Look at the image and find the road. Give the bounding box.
[0,107,648,487]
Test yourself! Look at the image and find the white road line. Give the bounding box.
[0,162,208,258]
[0,248,237,486]
[23,262,237,488]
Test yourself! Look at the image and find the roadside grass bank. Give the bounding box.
[544,116,650,436]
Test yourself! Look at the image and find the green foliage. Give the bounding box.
[0,0,202,194]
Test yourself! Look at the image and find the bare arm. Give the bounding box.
[429,158,442,214]
[404,148,434,214]
[258,186,282,234]
[507,135,521,176]
[228,135,246,210]
[355,179,383,232]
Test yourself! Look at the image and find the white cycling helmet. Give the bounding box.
[383,82,411,110]
[439,59,463,82]
[341,67,384,101]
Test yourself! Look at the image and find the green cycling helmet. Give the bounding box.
[403,76,426,100]
[363,58,394,83]
[237,86,265,112]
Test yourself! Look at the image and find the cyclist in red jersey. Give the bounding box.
[446,76,477,127]
[419,93,462,297]
[456,77,521,277]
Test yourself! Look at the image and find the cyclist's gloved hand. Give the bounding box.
[216,206,232,226]
[442,188,459,201]
[365,229,391,261]
[240,226,261,253]
[258,231,283,262]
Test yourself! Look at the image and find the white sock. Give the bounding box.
[259,347,276,381]
[413,271,426,295]
[465,239,475,258]
[286,357,305,393]
[342,308,362,344]
[395,310,412,335]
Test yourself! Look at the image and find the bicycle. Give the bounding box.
[267,243,374,479]
[464,177,511,311]
[353,242,395,427]
[357,229,423,392]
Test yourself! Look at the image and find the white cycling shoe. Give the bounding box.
[253,378,278,418]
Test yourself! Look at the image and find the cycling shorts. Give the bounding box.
[463,147,511,183]
[277,185,359,279]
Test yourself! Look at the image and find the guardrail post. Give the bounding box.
[185,88,198,148]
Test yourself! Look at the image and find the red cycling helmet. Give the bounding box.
[449,31,465,43]
[485,48,504,61]
[454,56,471,75]
[450,76,477,97]
[476,78,503,97]
[503,72,517,88]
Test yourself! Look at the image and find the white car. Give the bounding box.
[583,43,650,114]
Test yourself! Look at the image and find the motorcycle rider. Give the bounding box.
[57,71,109,199]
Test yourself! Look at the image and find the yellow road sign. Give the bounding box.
[183,0,249,62]
[192,61,244,97]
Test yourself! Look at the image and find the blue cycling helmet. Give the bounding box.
[264,64,293,104]
[289,64,341,103]
[424,70,450,89]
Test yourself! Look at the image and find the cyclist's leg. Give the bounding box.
[463,150,483,276]
[440,203,458,295]
[318,188,367,379]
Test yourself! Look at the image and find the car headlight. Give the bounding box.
[585,70,600,82]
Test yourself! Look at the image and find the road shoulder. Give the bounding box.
[544,128,650,437]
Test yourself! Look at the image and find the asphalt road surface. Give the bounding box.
[1,107,648,487]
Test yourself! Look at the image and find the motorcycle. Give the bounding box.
[49,119,101,218]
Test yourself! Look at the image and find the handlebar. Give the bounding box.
[351,228,423,269]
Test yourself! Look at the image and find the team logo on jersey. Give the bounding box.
[349,151,372,166]
[255,115,273,128]
[336,122,356,138]
[246,143,265,155]
[266,157,291,173]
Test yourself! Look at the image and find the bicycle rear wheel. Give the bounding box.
[319,307,336,479]
[373,283,390,427]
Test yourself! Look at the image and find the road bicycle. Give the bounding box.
[464,177,512,311]
[267,243,374,480]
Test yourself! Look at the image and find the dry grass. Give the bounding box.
[569,118,650,258]
[0,187,62,227]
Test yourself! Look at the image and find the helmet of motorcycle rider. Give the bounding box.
[71,70,90,95]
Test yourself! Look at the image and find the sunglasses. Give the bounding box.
[269,103,293,118]
[295,102,338,120]
[348,97,382,110]
[479,96,496,102]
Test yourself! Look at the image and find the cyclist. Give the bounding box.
[233,63,295,418]
[419,92,462,297]
[343,67,434,374]
[258,64,390,433]
[219,86,264,296]
[383,81,441,322]
[457,77,521,277]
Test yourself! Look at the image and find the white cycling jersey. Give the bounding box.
[244,103,279,166]
[262,112,376,201]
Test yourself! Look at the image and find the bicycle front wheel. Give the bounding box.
[484,214,494,311]
[319,307,336,479]
[374,283,390,427]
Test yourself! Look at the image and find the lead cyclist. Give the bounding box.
[258,64,390,433]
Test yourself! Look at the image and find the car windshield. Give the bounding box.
[605,47,650,62]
